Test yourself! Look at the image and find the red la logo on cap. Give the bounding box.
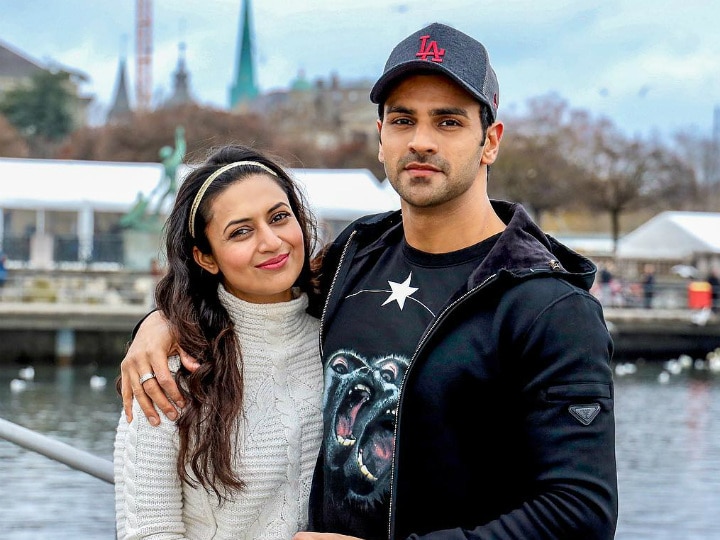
[416,35,445,63]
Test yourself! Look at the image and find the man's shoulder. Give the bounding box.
[329,210,401,250]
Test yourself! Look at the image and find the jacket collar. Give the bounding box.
[349,201,597,291]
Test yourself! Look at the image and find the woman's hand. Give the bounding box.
[120,310,200,425]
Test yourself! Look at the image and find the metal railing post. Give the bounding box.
[0,416,114,484]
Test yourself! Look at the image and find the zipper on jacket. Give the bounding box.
[387,273,498,540]
[318,230,356,358]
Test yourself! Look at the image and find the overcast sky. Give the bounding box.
[1,0,719,138]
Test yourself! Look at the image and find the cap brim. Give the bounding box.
[370,60,494,120]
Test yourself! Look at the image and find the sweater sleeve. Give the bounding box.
[114,399,187,540]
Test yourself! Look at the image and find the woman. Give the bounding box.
[114,145,323,539]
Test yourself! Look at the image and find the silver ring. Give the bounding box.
[139,372,156,384]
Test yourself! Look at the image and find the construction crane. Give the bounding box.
[136,0,153,110]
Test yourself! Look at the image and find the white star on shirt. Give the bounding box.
[382,272,418,310]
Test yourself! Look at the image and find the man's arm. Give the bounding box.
[120,310,198,425]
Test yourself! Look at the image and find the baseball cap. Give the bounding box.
[370,23,499,121]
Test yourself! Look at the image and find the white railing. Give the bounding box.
[0,416,114,484]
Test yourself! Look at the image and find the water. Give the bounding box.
[1,362,719,539]
[0,365,120,539]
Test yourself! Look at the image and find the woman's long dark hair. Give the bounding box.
[157,144,318,501]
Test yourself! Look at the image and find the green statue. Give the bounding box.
[121,126,186,230]
[154,126,186,215]
[119,192,150,229]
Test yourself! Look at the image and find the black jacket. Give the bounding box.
[308,201,617,539]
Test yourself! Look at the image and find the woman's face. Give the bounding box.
[193,173,305,304]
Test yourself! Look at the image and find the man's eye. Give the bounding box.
[440,119,461,127]
[390,117,412,125]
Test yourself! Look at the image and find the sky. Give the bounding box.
[1,0,719,139]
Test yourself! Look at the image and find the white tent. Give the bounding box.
[616,211,720,260]
[292,168,399,221]
[0,157,165,212]
[0,158,399,220]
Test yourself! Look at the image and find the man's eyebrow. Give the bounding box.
[385,105,470,118]
[430,107,470,118]
[385,104,414,115]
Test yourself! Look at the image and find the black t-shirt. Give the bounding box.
[319,233,498,539]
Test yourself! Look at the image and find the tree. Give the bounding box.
[0,114,29,157]
[491,94,586,225]
[672,129,720,209]
[0,70,75,157]
[578,121,698,252]
[61,104,276,163]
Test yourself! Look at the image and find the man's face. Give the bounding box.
[377,74,501,210]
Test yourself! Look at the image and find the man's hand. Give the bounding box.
[120,310,200,425]
[293,534,363,540]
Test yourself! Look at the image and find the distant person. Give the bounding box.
[642,264,656,309]
[708,268,720,312]
[0,250,7,289]
[598,262,614,306]
[113,145,323,539]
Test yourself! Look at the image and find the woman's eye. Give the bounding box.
[271,211,291,223]
[230,228,251,238]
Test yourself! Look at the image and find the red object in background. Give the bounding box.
[688,281,712,309]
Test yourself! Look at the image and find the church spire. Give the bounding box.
[229,0,259,109]
[107,54,132,124]
[165,41,193,107]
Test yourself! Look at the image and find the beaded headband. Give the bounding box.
[188,161,278,238]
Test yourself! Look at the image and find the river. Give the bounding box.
[1,360,719,539]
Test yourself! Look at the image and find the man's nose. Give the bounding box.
[408,123,438,155]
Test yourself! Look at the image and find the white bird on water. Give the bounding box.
[10,379,28,393]
[89,375,107,389]
[18,366,35,381]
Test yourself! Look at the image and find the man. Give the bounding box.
[122,23,617,539]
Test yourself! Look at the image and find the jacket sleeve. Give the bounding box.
[413,288,617,540]
[114,400,188,540]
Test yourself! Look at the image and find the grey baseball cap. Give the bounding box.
[370,23,499,121]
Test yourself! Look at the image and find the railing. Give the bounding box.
[592,279,719,310]
[0,416,114,484]
[0,270,156,307]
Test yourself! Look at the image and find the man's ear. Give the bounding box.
[481,121,504,165]
[377,119,385,163]
[192,246,219,274]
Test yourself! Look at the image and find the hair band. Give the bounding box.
[188,161,278,238]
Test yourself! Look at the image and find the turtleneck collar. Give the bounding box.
[217,285,311,344]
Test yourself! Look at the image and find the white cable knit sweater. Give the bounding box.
[114,287,323,539]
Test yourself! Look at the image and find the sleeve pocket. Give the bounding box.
[545,382,612,400]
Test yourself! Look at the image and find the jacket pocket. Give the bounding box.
[544,382,612,400]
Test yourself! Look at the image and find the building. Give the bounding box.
[616,211,720,278]
[0,39,92,128]
[228,0,377,149]
[0,157,398,270]
[106,56,132,124]
[163,42,194,109]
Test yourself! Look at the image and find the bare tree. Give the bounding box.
[492,94,587,225]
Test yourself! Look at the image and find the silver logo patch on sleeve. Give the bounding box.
[568,403,601,426]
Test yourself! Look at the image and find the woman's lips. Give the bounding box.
[256,253,289,270]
